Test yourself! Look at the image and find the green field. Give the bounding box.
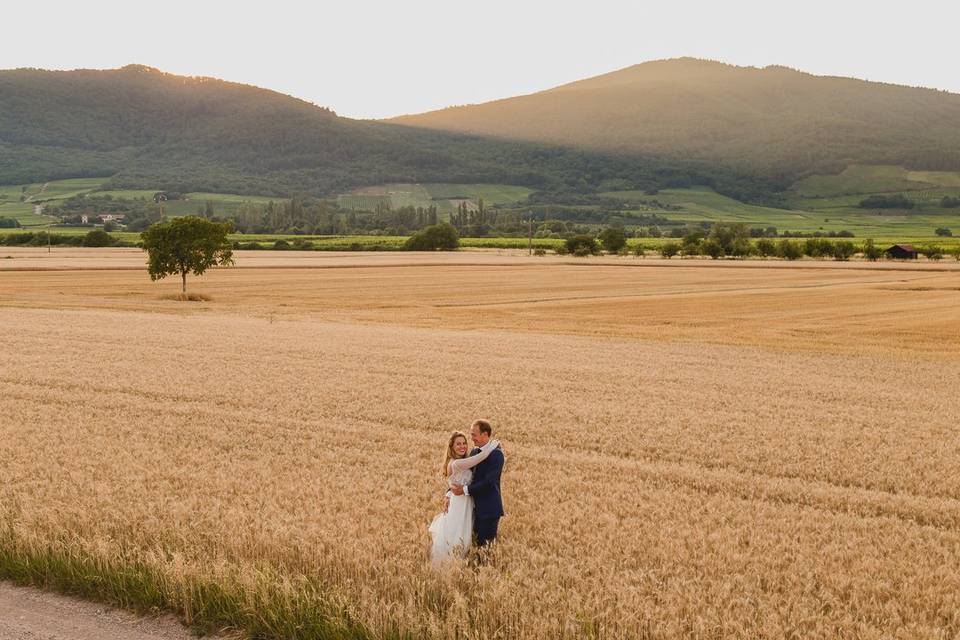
[421,183,534,204]
[32,177,110,200]
[1,178,111,227]
[95,190,280,217]
[93,189,161,199]
[0,178,286,227]
[601,183,960,240]
[337,182,533,214]
[789,165,941,198]
[0,202,55,226]
[907,170,960,188]
[790,165,960,198]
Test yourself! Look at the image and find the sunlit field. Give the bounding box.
[2,249,960,639]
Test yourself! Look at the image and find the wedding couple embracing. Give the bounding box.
[428,419,505,564]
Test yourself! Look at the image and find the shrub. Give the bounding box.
[701,239,724,259]
[598,227,627,253]
[404,223,459,251]
[804,238,833,259]
[921,245,944,261]
[533,248,546,256]
[861,239,883,261]
[83,229,115,247]
[659,242,680,259]
[273,239,291,250]
[777,240,803,260]
[729,239,754,258]
[708,222,750,255]
[679,243,700,258]
[555,243,569,256]
[935,227,953,237]
[632,244,646,258]
[565,235,599,256]
[833,241,856,261]
[755,238,776,258]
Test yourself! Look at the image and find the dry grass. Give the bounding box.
[2,250,960,638]
[158,292,213,302]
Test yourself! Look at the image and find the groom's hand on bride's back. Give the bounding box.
[451,484,465,496]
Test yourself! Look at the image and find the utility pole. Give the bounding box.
[154,192,167,222]
[528,211,533,256]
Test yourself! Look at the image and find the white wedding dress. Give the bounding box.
[428,439,500,565]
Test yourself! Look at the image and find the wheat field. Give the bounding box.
[2,249,960,639]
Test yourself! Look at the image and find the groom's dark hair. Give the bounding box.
[473,419,492,435]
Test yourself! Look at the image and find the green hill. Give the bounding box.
[392,58,960,180]
[0,65,742,199]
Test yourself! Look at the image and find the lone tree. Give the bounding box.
[141,216,234,294]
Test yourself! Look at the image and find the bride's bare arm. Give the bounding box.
[448,439,501,474]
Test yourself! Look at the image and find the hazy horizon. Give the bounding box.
[2,0,958,119]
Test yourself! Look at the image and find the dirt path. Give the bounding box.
[22,182,48,204]
[0,582,195,640]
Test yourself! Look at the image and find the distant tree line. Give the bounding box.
[859,194,914,209]
[941,196,960,208]
[560,224,960,262]
[1,230,126,247]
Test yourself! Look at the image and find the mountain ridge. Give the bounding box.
[4,60,959,204]
[390,58,960,177]
[2,64,744,199]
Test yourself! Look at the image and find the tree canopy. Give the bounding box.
[141,216,234,293]
[404,222,460,251]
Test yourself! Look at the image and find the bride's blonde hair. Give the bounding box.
[442,431,468,476]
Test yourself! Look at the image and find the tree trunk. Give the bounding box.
[181,270,187,294]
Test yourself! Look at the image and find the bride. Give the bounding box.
[428,431,501,564]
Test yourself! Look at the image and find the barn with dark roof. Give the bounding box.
[885,244,919,259]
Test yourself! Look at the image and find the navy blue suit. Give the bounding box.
[468,445,504,547]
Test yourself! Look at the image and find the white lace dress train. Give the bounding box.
[428,467,474,563]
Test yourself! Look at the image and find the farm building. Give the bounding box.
[885,244,919,259]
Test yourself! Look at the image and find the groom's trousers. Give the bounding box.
[475,517,500,547]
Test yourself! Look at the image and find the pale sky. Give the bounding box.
[2,0,958,119]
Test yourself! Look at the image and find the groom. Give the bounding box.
[451,419,504,548]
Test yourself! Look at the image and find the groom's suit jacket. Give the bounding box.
[467,445,505,520]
